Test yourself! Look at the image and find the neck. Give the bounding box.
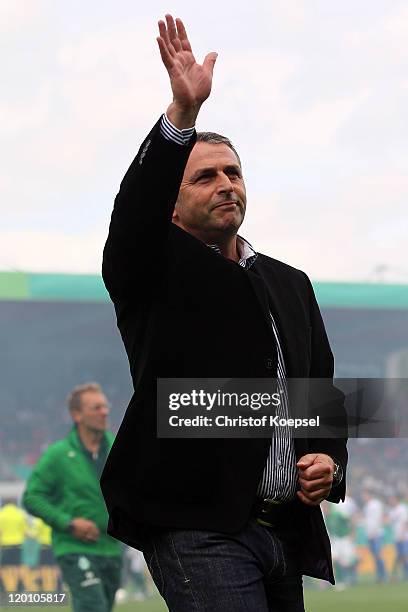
[214,237,239,262]
[77,426,103,452]
[177,223,239,261]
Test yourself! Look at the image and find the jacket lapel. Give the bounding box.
[250,257,302,378]
[251,258,311,458]
[244,267,277,345]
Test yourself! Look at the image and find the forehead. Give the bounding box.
[80,390,106,407]
[185,142,240,175]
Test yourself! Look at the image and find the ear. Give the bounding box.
[70,409,81,425]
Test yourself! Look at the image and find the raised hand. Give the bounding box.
[157,15,217,128]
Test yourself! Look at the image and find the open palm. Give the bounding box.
[157,15,217,108]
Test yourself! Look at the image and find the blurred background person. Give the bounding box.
[361,490,387,582]
[387,494,408,581]
[30,517,64,592]
[116,546,152,603]
[22,382,122,612]
[323,495,359,588]
[0,497,28,593]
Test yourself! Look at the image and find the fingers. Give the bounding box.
[159,15,191,55]
[165,15,178,43]
[297,453,333,482]
[298,475,332,505]
[297,453,334,468]
[297,490,327,507]
[298,463,331,481]
[80,532,98,542]
[296,453,319,470]
[158,20,176,56]
[298,484,331,504]
[165,14,182,52]
[297,451,333,506]
[90,526,100,537]
[176,17,192,51]
[203,52,218,76]
[156,36,174,71]
[299,475,332,493]
[86,526,100,541]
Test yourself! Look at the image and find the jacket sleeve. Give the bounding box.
[303,273,348,503]
[22,447,72,532]
[102,117,197,301]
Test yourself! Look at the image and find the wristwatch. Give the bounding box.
[332,459,343,487]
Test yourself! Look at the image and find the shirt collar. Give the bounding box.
[207,236,258,270]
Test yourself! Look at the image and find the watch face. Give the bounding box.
[332,461,342,484]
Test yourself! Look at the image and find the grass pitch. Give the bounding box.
[122,583,408,611]
[2,583,407,611]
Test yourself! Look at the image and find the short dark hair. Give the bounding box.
[196,132,241,167]
[67,382,102,412]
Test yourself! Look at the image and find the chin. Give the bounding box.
[219,218,242,233]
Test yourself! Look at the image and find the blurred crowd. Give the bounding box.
[2,410,408,490]
[323,488,408,588]
[1,478,407,597]
[0,411,407,596]
[1,491,407,598]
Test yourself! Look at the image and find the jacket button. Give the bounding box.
[266,358,274,370]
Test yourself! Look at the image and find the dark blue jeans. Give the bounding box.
[140,518,304,611]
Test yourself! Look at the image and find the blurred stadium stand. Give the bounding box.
[0,272,408,497]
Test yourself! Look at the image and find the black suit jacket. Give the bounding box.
[101,118,348,584]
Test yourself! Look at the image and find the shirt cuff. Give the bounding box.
[160,113,195,146]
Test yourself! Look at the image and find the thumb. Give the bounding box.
[203,52,218,75]
[297,453,319,470]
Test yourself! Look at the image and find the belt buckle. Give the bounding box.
[257,518,275,527]
[255,498,283,528]
[261,498,282,514]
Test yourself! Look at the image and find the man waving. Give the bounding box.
[101,15,347,611]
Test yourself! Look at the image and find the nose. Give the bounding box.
[215,172,234,195]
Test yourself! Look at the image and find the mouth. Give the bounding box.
[213,201,239,210]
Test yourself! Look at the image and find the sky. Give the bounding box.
[1,0,407,282]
